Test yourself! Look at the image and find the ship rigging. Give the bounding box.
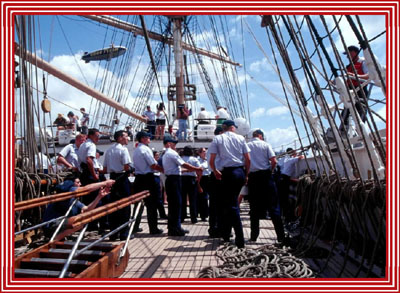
[13,14,386,278]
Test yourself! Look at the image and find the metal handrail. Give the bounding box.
[59,224,88,278]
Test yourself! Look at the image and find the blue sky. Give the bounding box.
[15,14,386,151]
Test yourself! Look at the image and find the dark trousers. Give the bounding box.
[165,175,183,233]
[208,172,223,236]
[198,175,210,220]
[79,163,99,204]
[109,172,131,237]
[79,163,101,230]
[154,176,167,218]
[340,87,368,132]
[133,173,159,233]
[221,167,245,248]
[81,125,88,135]
[279,174,292,222]
[147,121,156,138]
[181,176,198,223]
[248,170,284,241]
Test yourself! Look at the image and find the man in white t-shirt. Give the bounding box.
[197,107,210,124]
[215,106,230,126]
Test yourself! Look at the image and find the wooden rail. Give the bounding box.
[31,179,58,186]
[55,191,149,241]
[15,189,90,212]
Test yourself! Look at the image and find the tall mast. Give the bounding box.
[171,16,185,108]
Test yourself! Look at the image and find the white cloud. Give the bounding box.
[266,106,289,116]
[251,108,266,118]
[249,58,275,73]
[265,126,298,150]
[249,58,266,73]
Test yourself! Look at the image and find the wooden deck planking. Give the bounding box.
[119,202,278,278]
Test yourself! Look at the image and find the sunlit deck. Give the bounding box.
[118,202,278,278]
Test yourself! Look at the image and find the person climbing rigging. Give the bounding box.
[340,45,370,133]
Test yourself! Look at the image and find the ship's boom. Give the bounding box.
[14,42,146,123]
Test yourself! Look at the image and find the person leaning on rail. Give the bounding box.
[42,177,114,239]
[57,134,87,172]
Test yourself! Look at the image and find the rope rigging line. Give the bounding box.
[293,175,386,277]
[266,16,329,177]
[102,23,138,128]
[56,16,90,87]
[185,21,221,111]
[218,15,247,120]
[127,31,167,131]
[197,244,314,278]
[244,19,300,113]
[317,16,381,180]
[240,16,251,124]
[353,15,387,160]
[329,16,385,182]
[139,15,167,111]
[208,16,242,119]
[307,16,376,180]
[282,16,344,178]
[265,18,321,174]
[288,15,355,181]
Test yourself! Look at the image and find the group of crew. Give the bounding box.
[142,103,232,143]
[53,107,90,134]
[44,117,303,248]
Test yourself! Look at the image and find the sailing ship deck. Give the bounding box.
[117,202,278,278]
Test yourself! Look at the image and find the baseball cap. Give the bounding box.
[163,136,179,144]
[222,120,238,128]
[136,131,151,141]
[253,129,264,137]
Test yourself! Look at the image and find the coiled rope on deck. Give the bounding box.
[197,244,314,278]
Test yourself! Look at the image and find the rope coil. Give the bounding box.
[197,244,314,278]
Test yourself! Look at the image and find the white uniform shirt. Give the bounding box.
[247,137,275,172]
[206,149,222,171]
[181,156,200,177]
[208,131,250,168]
[103,143,131,173]
[217,108,230,119]
[132,143,157,174]
[95,159,103,171]
[281,156,300,178]
[143,110,156,121]
[199,157,211,176]
[77,138,96,167]
[162,148,185,176]
[58,143,79,168]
